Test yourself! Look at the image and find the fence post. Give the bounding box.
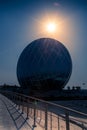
[22,97,24,114]
[45,104,48,130]
[32,100,37,128]
[65,111,70,130]
[81,123,84,130]
[26,99,29,119]
[15,94,17,107]
[18,95,20,110]
[50,112,52,130]
[40,110,42,120]
[58,115,60,130]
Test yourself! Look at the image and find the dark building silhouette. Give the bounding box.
[17,38,72,93]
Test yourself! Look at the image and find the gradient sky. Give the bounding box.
[0,0,87,89]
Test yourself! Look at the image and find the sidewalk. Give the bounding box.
[0,93,85,130]
[0,94,44,130]
[0,96,16,130]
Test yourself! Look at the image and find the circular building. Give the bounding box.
[17,38,72,93]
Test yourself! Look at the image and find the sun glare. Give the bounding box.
[46,22,56,33]
[33,14,75,51]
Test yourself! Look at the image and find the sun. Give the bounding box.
[46,22,56,33]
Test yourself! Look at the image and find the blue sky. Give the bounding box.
[0,0,87,88]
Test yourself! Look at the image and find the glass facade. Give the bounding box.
[17,38,72,92]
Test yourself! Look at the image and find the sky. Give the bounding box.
[0,0,87,89]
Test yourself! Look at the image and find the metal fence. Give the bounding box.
[0,91,87,130]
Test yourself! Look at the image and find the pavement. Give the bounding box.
[0,94,44,130]
[0,93,86,130]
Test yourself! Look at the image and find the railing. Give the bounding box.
[0,90,87,130]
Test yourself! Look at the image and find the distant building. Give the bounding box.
[17,38,72,95]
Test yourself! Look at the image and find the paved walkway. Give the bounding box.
[0,96,17,130]
[0,94,86,130]
[0,94,44,130]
